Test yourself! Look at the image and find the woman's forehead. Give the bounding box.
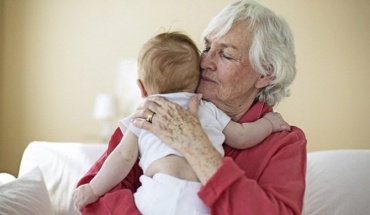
[208,21,252,49]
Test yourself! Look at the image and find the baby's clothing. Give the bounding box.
[119,92,230,214]
[134,173,210,215]
[119,92,230,173]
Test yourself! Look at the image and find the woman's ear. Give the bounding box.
[255,65,274,89]
[137,79,148,98]
[255,75,273,89]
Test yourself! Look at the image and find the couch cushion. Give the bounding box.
[302,150,370,215]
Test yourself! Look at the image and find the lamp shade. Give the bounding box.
[93,93,117,120]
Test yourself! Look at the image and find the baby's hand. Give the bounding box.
[263,112,291,132]
[72,184,99,211]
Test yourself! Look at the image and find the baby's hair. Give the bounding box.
[138,32,200,95]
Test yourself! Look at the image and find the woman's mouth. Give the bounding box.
[200,75,216,83]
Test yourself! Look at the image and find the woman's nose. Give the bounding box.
[200,51,216,71]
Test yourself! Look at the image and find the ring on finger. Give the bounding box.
[146,112,155,123]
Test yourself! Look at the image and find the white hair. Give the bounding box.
[202,0,296,107]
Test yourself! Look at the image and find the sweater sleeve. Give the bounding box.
[198,129,307,215]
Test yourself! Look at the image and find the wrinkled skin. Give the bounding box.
[132,94,222,184]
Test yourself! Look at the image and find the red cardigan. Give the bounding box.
[77,101,307,215]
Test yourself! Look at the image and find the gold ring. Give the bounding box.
[146,112,155,123]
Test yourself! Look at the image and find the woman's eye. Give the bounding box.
[202,45,210,53]
[223,54,233,60]
[222,52,233,60]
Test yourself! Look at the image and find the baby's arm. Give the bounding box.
[73,130,138,211]
[224,112,290,149]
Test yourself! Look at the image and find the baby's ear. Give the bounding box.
[137,79,148,98]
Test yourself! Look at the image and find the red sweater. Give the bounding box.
[77,101,307,215]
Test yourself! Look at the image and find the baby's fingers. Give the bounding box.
[280,123,291,132]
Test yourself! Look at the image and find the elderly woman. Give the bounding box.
[77,0,306,214]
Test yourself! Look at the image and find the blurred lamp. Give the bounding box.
[93,93,117,142]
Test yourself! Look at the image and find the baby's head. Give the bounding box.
[137,32,200,95]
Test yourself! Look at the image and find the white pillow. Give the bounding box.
[0,173,16,186]
[0,167,53,215]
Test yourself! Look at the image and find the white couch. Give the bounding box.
[0,141,369,215]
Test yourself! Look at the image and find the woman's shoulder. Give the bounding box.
[287,126,306,142]
[270,126,307,153]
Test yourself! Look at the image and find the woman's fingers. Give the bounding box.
[132,95,197,134]
[145,95,168,107]
[133,107,150,119]
[132,96,170,132]
[133,96,168,119]
[132,117,153,132]
[133,104,157,122]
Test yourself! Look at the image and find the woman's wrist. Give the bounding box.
[181,135,223,184]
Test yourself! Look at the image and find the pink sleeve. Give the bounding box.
[198,137,306,215]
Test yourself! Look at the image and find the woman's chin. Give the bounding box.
[196,82,213,94]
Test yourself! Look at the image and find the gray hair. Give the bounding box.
[202,0,296,107]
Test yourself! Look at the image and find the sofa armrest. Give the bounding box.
[19,141,106,215]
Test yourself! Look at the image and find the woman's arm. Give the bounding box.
[224,112,291,149]
[200,133,307,215]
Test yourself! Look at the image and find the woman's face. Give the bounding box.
[196,22,261,119]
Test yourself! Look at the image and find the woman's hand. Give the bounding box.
[132,94,223,184]
[132,94,204,153]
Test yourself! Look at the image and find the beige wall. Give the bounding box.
[1,0,370,176]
